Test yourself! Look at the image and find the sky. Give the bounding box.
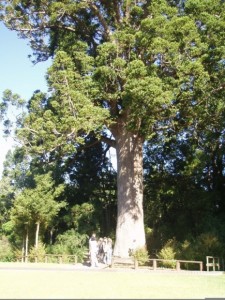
[0,22,51,177]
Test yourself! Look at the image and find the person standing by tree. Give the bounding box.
[106,238,113,266]
[97,237,104,263]
[102,237,108,264]
[89,233,99,268]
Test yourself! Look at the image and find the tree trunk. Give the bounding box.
[50,228,54,245]
[35,221,40,249]
[25,226,29,262]
[113,124,146,258]
[22,235,25,263]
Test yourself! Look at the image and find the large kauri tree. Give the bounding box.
[1,0,225,257]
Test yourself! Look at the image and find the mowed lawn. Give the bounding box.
[0,263,224,299]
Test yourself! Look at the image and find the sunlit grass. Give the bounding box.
[0,263,224,299]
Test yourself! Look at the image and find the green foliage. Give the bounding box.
[143,130,225,257]
[48,229,88,263]
[179,232,225,262]
[28,242,46,263]
[3,0,223,149]
[132,247,149,266]
[155,235,224,270]
[15,50,110,155]
[2,171,67,252]
[157,240,176,269]
[196,233,223,256]
[60,134,117,237]
[10,171,66,229]
[71,203,95,233]
[0,235,14,262]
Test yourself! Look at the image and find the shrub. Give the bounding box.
[0,235,15,262]
[132,247,149,266]
[49,229,88,263]
[176,233,223,263]
[157,239,176,269]
[29,242,46,262]
[194,233,223,259]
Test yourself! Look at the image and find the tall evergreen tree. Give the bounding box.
[1,0,225,257]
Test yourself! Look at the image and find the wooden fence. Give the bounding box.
[111,257,203,271]
[206,256,221,271]
[16,254,205,271]
[17,254,78,264]
[148,258,203,271]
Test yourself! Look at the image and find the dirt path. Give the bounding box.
[0,262,223,275]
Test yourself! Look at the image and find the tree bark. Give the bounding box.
[113,122,146,258]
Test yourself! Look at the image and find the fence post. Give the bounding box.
[176,261,180,271]
[111,257,114,268]
[59,256,62,264]
[134,259,138,269]
[153,259,157,270]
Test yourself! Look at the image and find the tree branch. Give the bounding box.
[211,83,225,94]
[113,0,122,25]
[101,135,116,148]
[125,0,131,22]
[87,0,111,39]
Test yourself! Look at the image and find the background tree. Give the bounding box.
[62,134,117,236]
[8,172,66,255]
[143,127,225,261]
[0,133,117,253]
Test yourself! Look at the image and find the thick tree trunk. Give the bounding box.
[113,125,146,258]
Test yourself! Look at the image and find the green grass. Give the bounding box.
[0,263,224,299]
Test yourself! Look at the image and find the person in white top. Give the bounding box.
[89,233,99,267]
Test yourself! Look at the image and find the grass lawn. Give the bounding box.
[0,263,224,299]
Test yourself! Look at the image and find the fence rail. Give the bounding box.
[111,257,203,271]
[14,254,219,272]
[147,258,203,271]
[17,254,78,264]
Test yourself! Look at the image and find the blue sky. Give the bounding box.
[0,23,51,176]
